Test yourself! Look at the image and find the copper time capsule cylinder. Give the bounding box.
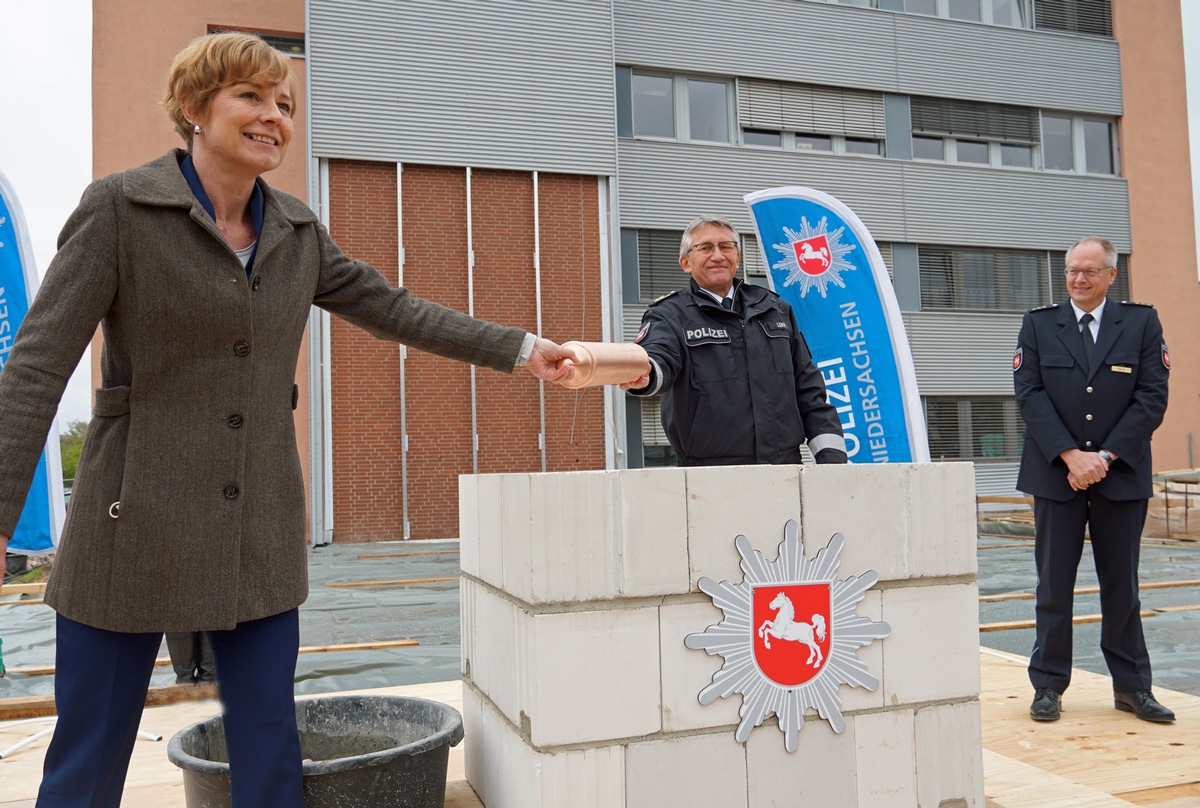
[559,341,651,389]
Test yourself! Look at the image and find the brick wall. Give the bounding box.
[327,160,606,541]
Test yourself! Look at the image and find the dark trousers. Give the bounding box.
[1028,488,1152,694]
[37,609,304,808]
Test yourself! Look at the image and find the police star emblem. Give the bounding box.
[685,520,890,752]
[770,216,857,299]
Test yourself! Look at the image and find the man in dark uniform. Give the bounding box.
[1014,236,1172,723]
[623,215,846,466]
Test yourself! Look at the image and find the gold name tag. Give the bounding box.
[1111,365,1132,374]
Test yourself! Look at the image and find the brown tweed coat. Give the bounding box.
[0,150,526,632]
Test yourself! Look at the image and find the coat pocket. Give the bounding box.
[92,385,131,418]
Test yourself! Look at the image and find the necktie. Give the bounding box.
[721,297,733,310]
[1080,313,1096,372]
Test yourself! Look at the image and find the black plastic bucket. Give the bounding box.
[167,695,464,808]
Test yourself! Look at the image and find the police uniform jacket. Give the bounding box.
[1014,299,1168,503]
[0,150,527,633]
[630,278,844,466]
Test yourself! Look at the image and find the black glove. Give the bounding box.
[814,448,849,465]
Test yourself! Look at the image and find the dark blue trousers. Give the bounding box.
[37,609,303,808]
[1028,489,1152,695]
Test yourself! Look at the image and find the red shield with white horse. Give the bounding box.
[791,234,832,277]
[753,583,832,686]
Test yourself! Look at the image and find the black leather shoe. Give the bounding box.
[1030,688,1061,721]
[1114,690,1175,723]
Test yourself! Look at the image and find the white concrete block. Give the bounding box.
[461,580,518,727]
[882,584,981,705]
[525,606,662,747]
[465,686,628,808]
[908,462,977,578]
[534,744,626,808]
[660,601,742,733]
[614,467,691,597]
[800,463,910,582]
[914,701,985,808]
[746,714,857,807]
[855,709,917,807]
[464,685,538,808]
[499,473,533,602]
[528,470,618,603]
[687,464,802,589]
[475,473,505,589]
[836,589,887,714]
[626,733,748,808]
[458,474,480,579]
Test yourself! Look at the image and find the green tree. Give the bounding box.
[60,419,89,480]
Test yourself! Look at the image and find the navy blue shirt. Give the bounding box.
[179,153,264,276]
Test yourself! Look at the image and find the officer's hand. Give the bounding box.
[1067,472,1089,491]
[525,338,576,385]
[1060,448,1107,486]
[620,373,651,391]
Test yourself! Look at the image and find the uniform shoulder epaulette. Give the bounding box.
[1029,302,1059,313]
[647,290,680,307]
[1121,300,1155,308]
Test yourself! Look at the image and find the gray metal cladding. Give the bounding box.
[902,311,1024,395]
[618,141,1130,251]
[973,462,1022,500]
[618,140,906,235]
[614,0,1120,115]
[309,0,617,173]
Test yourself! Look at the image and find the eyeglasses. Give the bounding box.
[1064,267,1113,279]
[689,241,740,257]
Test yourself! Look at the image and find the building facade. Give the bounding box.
[93,0,1200,541]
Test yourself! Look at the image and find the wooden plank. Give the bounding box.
[1151,603,1200,613]
[981,610,1155,632]
[325,576,458,588]
[0,683,217,721]
[356,550,459,560]
[980,578,1200,604]
[1119,783,1200,805]
[977,495,1034,505]
[4,639,421,677]
[982,749,1136,807]
[0,598,44,606]
[0,582,47,595]
[978,542,1035,550]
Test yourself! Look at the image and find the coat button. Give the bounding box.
[227,413,244,428]
[1086,414,1094,421]
[1086,386,1094,393]
[233,341,250,357]
[252,275,261,291]
[1085,440,1094,447]
[224,484,240,499]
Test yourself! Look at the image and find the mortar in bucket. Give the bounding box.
[168,694,464,807]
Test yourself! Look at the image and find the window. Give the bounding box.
[640,398,677,466]
[1041,113,1117,174]
[208,27,305,56]
[629,72,734,144]
[901,0,1032,26]
[926,397,1024,461]
[1033,0,1112,37]
[744,129,783,147]
[948,0,982,21]
[688,79,729,143]
[911,96,1039,169]
[738,78,886,158]
[1041,114,1074,170]
[635,230,687,302]
[919,246,1051,311]
[955,139,989,164]
[1082,118,1114,174]
[632,74,674,138]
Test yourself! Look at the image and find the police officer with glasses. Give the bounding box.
[623,215,846,467]
[1014,236,1173,724]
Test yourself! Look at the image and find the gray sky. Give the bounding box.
[0,1,1198,427]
